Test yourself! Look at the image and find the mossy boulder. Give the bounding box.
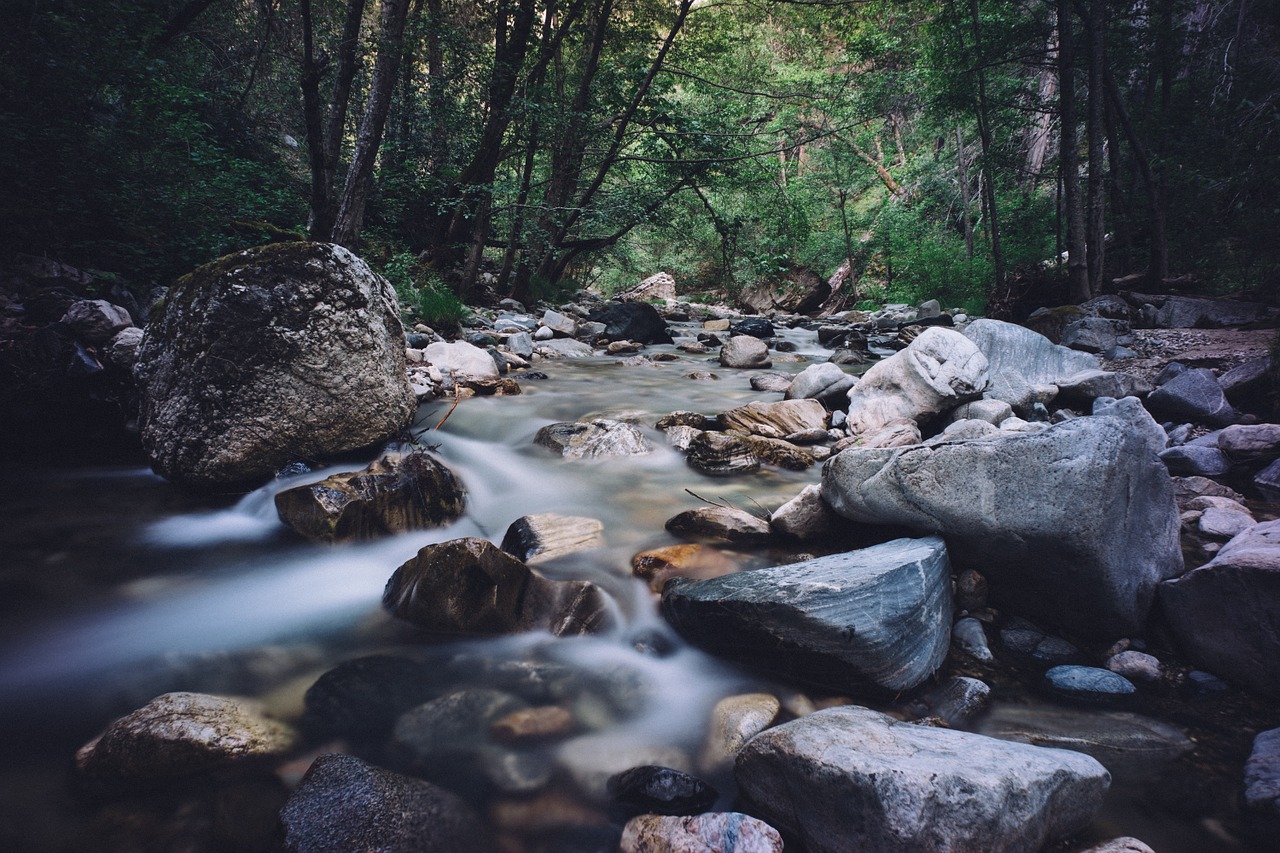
[135,242,415,488]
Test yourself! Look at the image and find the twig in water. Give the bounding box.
[434,383,463,431]
[684,488,733,509]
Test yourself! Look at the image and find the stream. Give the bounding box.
[0,325,1264,851]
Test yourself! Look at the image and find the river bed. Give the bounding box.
[0,328,1269,851]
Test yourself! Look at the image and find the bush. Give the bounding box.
[381,253,468,328]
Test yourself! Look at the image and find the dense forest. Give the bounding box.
[3,0,1277,318]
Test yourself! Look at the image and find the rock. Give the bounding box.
[1257,458,1280,501]
[784,362,856,402]
[1043,665,1137,706]
[619,271,677,302]
[1091,395,1168,453]
[1075,838,1156,853]
[424,339,501,389]
[978,705,1193,782]
[1172,474,1246,504]
[703,318,732,332]
[699,693,780,773]
[587,301,673,344]
[76,692,297,789]
[535,418,653,459]
[1145,294,1278,328]
[540,309,578,336]
[720,398,827,438]
[631,544,739,592]
[1158,444,1232,476]
[1198,505,1256,539]
[917,676,991,727]
[577,320,608,339]
[607,765,718,817]
[719,335,772,368]
[620,813,784,853]
[135,243,415,487]
[823,416,1183,637]
[1160,520,1280,698]
[951,398,1014,426]
[843,419,922,449]
[664,425,701,451]
[1245,727,1280,817]
[739,266,830,315]
[1219,423,1280,463]
[665,505,773,545]
[769,484,837,540]
[685,430,760,476]
[749,372,793,393]
[506,330,534,359]
[953,617,994,662]
[501,513,605,564]
[61,298,133,344]
[1147,367,1239,427]
[729,317,775,338]
[274,451,465,542]
[383,537,614,637]
[105,326,145,368]
[536,338,595,358]
[1221,356,1274,409]
[845,326,989,434]
[489,705,577,743]
[661,537,952,695]
[1000,621,1081,665]
[656,411,717,430]
[1106,650,1163,682]
[557,735,692,804]
[828,347,870,365]
[389,688,529,791]
[1057,369,1154,403]
[735,705,1109,853]
[300,655,441,740]
[280,753,488,853]
[964,317,1099,386]
[739,433,814,470]
[1062,316,1127,353]
[955,568,989,610]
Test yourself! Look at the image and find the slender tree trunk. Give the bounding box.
[299,0,328,238]
[1023,26,1059,188]
[966,0,1006,293]
[956,127,974,259]
[1085,0,1106,296]
[1059,0,1088,301]
[1103,65,1169,284]
[331,0,413,249]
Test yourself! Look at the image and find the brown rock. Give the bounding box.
[631,544,740,591]
[489,706,577,743]
[665,506,773,546]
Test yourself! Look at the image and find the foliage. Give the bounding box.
[381,253,468,327]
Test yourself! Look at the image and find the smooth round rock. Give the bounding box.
[607,765,719,817]
[1044,665,1137,706]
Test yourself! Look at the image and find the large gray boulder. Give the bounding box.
[785,362,857,402]
[135,243,415,487]
[1160,520,1280,698]
[661,537,952,695]
[845,326,989,434]
[822,416,1183,636]
[1147,367,1239,427]
[963,318,1098,386]
[735,705,1110,853]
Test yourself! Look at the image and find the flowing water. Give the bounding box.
[0,327,1267,851]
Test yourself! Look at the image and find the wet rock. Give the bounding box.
[685,430,760,476]
[729,317,775,338]
[720,398,827,438]
[631,543,739,592]
[1160,520,1280,698]
[587,301,673,344]
[301,655,442,740]
[62,298,133,344]
[662,537,952,695]
[739,433,814,470]
[383,537,614,637]
[823,416,1183,637]
[785,427,830,444]
[425,339,501,390]
[1076,838,1156,853]
[656,410,717,430]
[665,505,773,545]
[536,338,595,358]
[698,693,781,773]
[719,335,772,368]
[750,372,794,393]
[76,692,297,790]
[664,424,700,451]
[978,705,1193,782]
[736,705,1109,853]
[1044,665,1137,706]
[769,483,837,540]
[1000,620,1081,665]
[1147,368,1239,427]
[274,451,466,542]
[501,513,605,564]
[489,705,577,743]
[785,362,856,403]
[1106,650,1163,682]
[280,753,489,853]
[1245,727,1280,818]
[607,765,718,817]
[557,735,692,803]
[620,813,783,853]
[490,790,612,838]
[135,243,415,487]
[535,418,653,459]
[828,347,871,365]
[953,617,994,662]
[390,688,531,793]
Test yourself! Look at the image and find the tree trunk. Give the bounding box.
[1058,0,1088,302]
[1023,26,1058,188]
[956,127,974,259]
[1085,0,1106,296]
[331,0,413,249]
[966,0,1006,294]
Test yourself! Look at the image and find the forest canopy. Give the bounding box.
[2,0,1277,315]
